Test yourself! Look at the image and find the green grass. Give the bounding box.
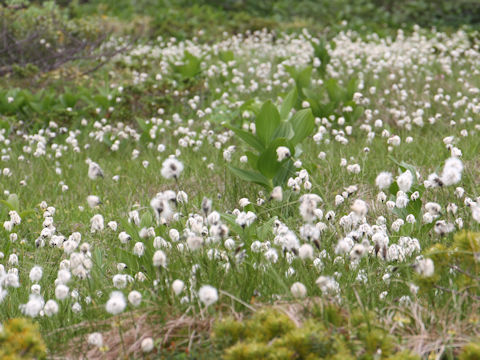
[0,9,480,359]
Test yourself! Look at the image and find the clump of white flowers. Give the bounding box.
[161,157,184,179]
[440,157,463,186]
[198,285,218,307]
[276,146,291,161]
[415,258,435,277]
[105,291,127,315]
[290,282,307,298]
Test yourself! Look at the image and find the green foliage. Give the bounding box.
[386,157,425,224]
[212,306,420,360]
[0,318,47,360]
[170,51,203,83]
[0,1,110,74]
[201,0,480,29]
[459,341,480,360]
[0,85,120,128]
[416,231,480,299]
[311,39,335,78]
[303,77,364,125]
[227,91,314,189]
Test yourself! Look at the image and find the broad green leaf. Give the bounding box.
[294,144,304,157]
[406,199,423,220]
[297,66,313,90]
[391,204,407,219]
[306,98,321,118]
[302,87,319,100]
[140,211,153,229]
[272,121,294,140]
[351,105,364,122]
[28,101,43,114]
[136,117,152,133]
[245,151,259,169]
[219,50,234,63]
[273,159,294,187]
[19,209,36,219]
[102,134,113,147]
[280,87,298,120]
[7,194,19,211]
[225,124,264,152]
[257,138,293,179]
[345,78,358,101]
[255,100,280,146]
[0,200,14,211]
[388,156,419,184]
[228,166,270,188]
[316,102,336,118]
[325,78,342,103]
[93,95,109,108]
[220,213,243,235]
[289,109,315,146]
[388,181,400,196]
[256,216,277,240]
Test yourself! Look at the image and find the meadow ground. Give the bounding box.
[1,2,480,359]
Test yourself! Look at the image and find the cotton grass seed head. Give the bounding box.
[198,285,218,307]
[105,291,126,315]
[161,157,184,180]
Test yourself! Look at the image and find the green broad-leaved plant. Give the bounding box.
[225,87,314,189]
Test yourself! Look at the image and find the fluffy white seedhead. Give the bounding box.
[105,291,126,315]
[290,282,307,298]
[198,285,218,307]
[161,157,184,179]
[141,337,155,353]
[128,290,142,307]
[172,279,185,295]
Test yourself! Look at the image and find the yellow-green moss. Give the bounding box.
[212,316,247,347]
[0,318,47,360]
[248,309,295,342]
[459,341,480,360]
[224,341,294,360]
[212,306,418,360]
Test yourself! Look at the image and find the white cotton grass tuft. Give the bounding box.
[87,195,101,208]
[55,284,69,300]
[415,258,435,277]
[440,157,463,186]
[298,243,314,260]
[29,266,43,283]
[19,294,44,317]
[198,285,218,307]
[141,337,155,353]
[105,291,127,315]
[290,282,307,298]
[375,172,393,189]
[472,205,480,223]
[270,186,283,201]
[133,242,145,257]
[128,290,142,307]
[172,279,185,295]
[86,159,104,180]
[88,332,103,348]
[351,199,368,217]
[152,250,167,267]
[276,146,291,161]
[90,214,104,233]
[161,157,184,179]
[397,170,414,192]
[43,299,59,316]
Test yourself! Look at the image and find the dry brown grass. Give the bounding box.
[50,294,480,359]
[384,296,480,359]
[51,309,214,360]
